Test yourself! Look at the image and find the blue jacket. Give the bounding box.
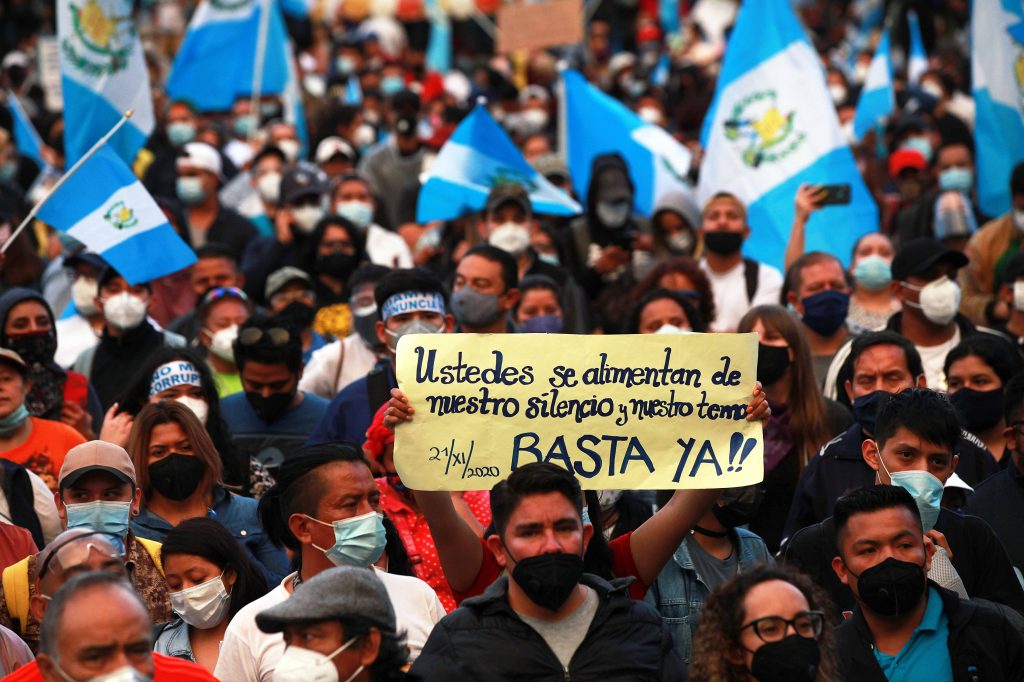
[153,617,193,662]
[131,487,289,584]
[645,529,772,666]
[308,357,395,446]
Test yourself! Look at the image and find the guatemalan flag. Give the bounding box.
[697,0,877,270]
[906,10,928,84]
[852,28,895,140]
[166,0,289,112]
[5,92,45,168]
[972,0,1024,217]
[37,146,196,284]
[562,69,692,216]
[57,0,155,164]
[416,102,581,223]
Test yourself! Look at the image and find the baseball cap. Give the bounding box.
[888,148,927,177]
[0,348,27,376]
[485,184,531,217]
[64,251,107,272]
[255,566,396,633]
[58,441,137,489]
[265,266,313,300]
[532,154,569,182]
[890,237,969,281]
[315,137,356,165]
[280,165,329,206]
[394,113,418,138]
[97,265,151,291]
[176,142,223,177]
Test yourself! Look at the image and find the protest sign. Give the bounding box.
[496,0,584,54]
[393,333,764,491]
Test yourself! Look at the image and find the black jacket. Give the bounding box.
[965,463,1024,572]
[782,424,999,546]
[408,573,684,681]
[783,508,1024,618]
[836,583,1024,681]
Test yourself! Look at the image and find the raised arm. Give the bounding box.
[784,184,824,272]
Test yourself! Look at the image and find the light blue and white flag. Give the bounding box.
[906,10,928,84]
[37,146,195,284]
[425,0,452,73]
[345,75,363,105]
[852,28,894,140]
[416,102,581,223]
[5,92,45,168]
[562,69,692,216]
[57,0,155,164]
[698,0,876,270]
[166,0,289,112]
[972,0,1024,217]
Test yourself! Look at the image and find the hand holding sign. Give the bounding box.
[392,333,766,490]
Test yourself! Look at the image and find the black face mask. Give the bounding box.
[510,552,583,611]
[6,331,57,366]
[712,484,765,528]
[277,300,316,330]
[756,344,790,386]
[948,386,1004,432]
[245,391,294,422]
[703,231,743,256]
[353,309,383,350]
[852,390,886,435]
[847,556,927,617]
[315,252,358,280]
[749,634,820,682]
[148,453,207,501]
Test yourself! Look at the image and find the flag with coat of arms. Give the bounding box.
[697,0,877,270]
[36,146,195,284]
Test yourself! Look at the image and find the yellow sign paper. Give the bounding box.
[393,333,764,491]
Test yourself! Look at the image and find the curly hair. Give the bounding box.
[632,256,716,327]
[690,563,838,682]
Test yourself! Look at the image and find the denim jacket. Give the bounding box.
[153,617,194,662]
[131,486,289,584]
[645,528,773,666]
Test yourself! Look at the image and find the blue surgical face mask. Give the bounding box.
[901,137,933,162]
[537,252,560,266]
[176,176,208,204]
[520,315,563,334]
[308,510,387,567]
[853,255,892,291]
[233,114,258,138]
[0,404,29,436]
[938,167,974,193]
[380,75,405,97]
[167,121,196,147]
[64,500,133,537]
[335,200,373,230]
[876,455,943,532]
[335,55,356,76]
[800,290,850,337]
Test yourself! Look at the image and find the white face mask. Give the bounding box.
[102,292,148,330]
[1014,209,1024,233]
[54,664,151,682]
[488,222,532,255]
[206,324,238,363]
[175,396,209,425]
[654,323,690,334]
[255,171,282,204]
[291,206,325,234]
[277,139,301,163]
[902,277,961,326]
[1014,281,1024,312]
[169,573,231,629]
[273,637,360,682]
[335,200,374,230]
[72,277,99,315]
[596,489,623,511]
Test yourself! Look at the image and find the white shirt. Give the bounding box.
[298,334,380,400]
[700,258,784,332]
[916,328,961,393]
[0,469,62,545]
[54,315,98,369]
[215,568,444,682]
[366,224,413,269]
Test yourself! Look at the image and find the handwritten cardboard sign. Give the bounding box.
[496,0,585,54]
[394,333,764,490]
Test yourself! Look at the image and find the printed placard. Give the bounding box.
[394,333,764,490]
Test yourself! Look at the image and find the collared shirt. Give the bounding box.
[0,532,171,653]
[872,587,953,682]
[377,477,491,612]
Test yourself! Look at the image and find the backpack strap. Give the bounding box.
[366,365,391,417]
[743,258,760,304]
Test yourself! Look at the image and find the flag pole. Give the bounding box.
[249,0,272,140]
[1,110,134,254]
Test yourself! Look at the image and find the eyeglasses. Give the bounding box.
[200,286,249,308]
[39,531,125,579]
[739,611,825,644]
[238,326,292,346]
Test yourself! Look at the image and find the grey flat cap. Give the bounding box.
[256,566,396,633]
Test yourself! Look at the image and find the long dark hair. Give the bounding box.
[161,517,269,618]
[115,347,248,492]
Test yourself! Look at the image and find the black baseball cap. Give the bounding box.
[891,237,969,281]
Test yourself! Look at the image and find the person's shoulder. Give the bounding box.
[30,417,85,445]
[970,467,1013,497]
[153,651,219,681]
[0,659,41,681]
[374,568,439,601]
[299,392,330,409]
[755,260,784,282]
[226,580,290,632]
